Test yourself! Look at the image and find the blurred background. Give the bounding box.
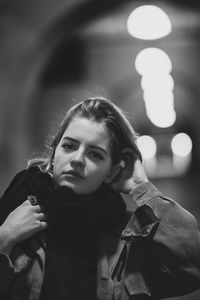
[0,1,200,299]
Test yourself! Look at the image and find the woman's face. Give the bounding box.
[53,117,117,194]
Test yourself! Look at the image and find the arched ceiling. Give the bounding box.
[1,0,200,191]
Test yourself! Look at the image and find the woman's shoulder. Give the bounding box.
[1,167,43,197]
[9,166,42,183]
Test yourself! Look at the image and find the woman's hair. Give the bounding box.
[28,97,142,172]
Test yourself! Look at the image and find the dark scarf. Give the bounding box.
[0,167,126,235]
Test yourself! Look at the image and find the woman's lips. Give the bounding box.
[63,170,84,179]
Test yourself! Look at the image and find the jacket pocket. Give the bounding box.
[124,272,151,297]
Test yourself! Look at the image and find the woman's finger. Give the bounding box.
[122,147,140,162]
[24,198,47,212]
[37,212,50,221]
[38,221,49,230]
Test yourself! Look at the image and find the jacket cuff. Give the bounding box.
[0,251,15,268]
[121,209,159,243]
[129,182,162,207]
[122,182,160,243]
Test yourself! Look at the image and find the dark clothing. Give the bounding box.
[40,231,99,300]
[0,167,126,235]
[0,167,200,299]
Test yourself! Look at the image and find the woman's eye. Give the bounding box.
[89,151,103,160]
[62,143,75,151]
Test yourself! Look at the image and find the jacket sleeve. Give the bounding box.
[0,169,28,294]
[0,251,15,293]
[122,182,200,298]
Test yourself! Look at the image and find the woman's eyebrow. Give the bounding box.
[89,145,107,155]
[62,136,77,143]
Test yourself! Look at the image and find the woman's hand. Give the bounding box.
[111,148,148,194]
[0,200,49,255]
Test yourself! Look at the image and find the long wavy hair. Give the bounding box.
[28,97,142,173]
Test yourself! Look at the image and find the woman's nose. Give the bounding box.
[70,159,84,168]
[70,150,85,168]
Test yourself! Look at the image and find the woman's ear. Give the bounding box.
[104,161,124,184]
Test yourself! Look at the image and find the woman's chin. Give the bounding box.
[55,178,99,195]
[58,181,84,194]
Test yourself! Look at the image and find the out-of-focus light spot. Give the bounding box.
[144,90,175,128]
[135,48,172,76]
[127,5,172,40]
[146,108,176,128]
[143,90,174,108]
[137,135,157,159]
[171,133,192,157]
[141,74,174,92]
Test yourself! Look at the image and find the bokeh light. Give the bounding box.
[127,5,172,40]
[137,135,157,159]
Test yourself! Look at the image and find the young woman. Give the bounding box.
[0,97,200,300]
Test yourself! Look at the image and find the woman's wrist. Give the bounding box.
[127,160,149,194]
[128,180,149,197]
[0,226,15,256]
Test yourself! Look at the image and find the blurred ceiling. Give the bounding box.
[1,0,200,133]
[1,0,200,190]
[36,0,200,175]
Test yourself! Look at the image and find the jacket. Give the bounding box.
[0,182,200,300]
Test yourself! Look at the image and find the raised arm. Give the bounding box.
[111,151,200,297]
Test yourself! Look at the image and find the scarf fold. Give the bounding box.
[0,167,126,234]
